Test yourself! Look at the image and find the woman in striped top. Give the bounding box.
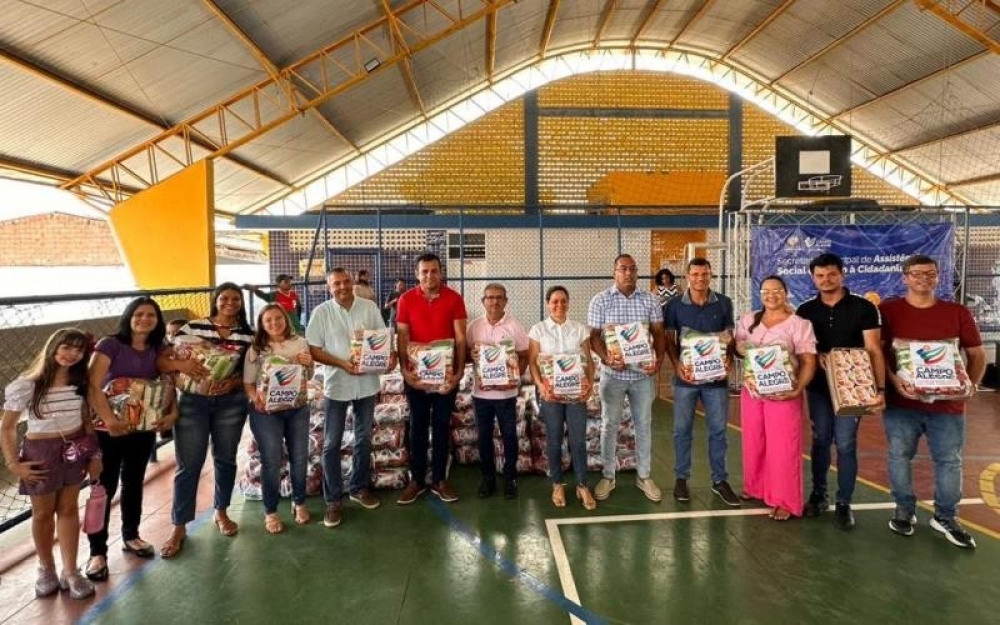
[156,282,253,558]
[1,328,102,600]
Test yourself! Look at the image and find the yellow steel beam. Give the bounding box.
[63,0,514,202]
[950,170,1000,187]
[200,0,360,152]
[721,0,797,60]
[914,0,1000,53]
[670,0,717,47]
[770,0,906,85]
[631,0,667,45]
[0,46,291,190]
[834,50,988,120]
[380,0,427,116]
[486,10,498,81]
[594,0,619,47]
[539,0,561,57]
[894,117,1000,153]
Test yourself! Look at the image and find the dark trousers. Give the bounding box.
[404,384,456,485]
[88,430,156,556]
[473,397,518,481]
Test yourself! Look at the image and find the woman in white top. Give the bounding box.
[243,304,314,534]
[1,328,102,600]
[528,286,596,510]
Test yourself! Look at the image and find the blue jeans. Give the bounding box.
[404,384,457,485]
[541,399,588,487]
[473,397,518,481]
[672,383,729,483]
[600,375,655,480]
[322,394,377,502]
[806,391,860,504]
[883,407,965,520]
[172,391,248,525]
[249,405,310,513]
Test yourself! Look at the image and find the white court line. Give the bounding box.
[547,498,985,624]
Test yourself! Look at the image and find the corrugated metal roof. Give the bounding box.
[3,0,1000,212]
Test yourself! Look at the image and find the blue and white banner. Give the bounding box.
[750,223,955,309]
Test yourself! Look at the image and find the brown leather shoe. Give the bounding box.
[350,489,381,510]
[397,482,426,505]
[323,502,342,528]
[430,481,459,503]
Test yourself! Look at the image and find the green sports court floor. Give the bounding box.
[3,396,998,624]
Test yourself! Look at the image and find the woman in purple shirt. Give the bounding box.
[85,297,177,581]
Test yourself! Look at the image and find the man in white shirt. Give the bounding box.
[307,267,395,528]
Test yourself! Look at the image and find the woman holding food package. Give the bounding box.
[85,297,177,581]
[734,276,817,521]
[528,286,597,510]
[156,282,253,557]
[243,304,313,534]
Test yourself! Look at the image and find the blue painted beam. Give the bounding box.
[235,213,721,230]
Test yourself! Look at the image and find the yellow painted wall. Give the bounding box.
[109,159,215,289]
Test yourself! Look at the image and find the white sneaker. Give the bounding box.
[594,477,616,501]
[636,477,662,503]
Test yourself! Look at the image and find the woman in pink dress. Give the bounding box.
[734,276,817,520]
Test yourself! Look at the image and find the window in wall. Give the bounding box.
[448,232,486,260]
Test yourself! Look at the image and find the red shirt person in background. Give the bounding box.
[246,274,302,332]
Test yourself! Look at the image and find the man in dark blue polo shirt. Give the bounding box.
[795,253,885,530]
[664,258,739,506]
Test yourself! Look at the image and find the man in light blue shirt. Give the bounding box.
[307,267,396,528]
[588,253,666,503]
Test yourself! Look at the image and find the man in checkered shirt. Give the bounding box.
[588,253,666,503]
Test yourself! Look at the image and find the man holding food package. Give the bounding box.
[879,254,985,549]
[664,257,738,506]
[307,267,396,528]
[466,284,529,499]
[796,253,885,531]
[395,252,468,505]
[588,254,666,503]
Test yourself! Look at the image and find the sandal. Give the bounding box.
[122,538,156,558]
[739,492,756,501]
[551,485,566,508]
[213,513,239,537]
[264,513,285,535]
[293,504,310,525]
[85,555,108,581]
[576,485,597,511]
[769,507,792,521]
[159,528,186,559]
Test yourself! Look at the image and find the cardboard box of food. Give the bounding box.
[826,348,879,416]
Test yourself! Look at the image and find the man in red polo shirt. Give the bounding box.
[396,252,467,504]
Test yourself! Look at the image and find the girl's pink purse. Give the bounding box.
[82,483,108,534]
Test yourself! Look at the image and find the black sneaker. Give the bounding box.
[712,480,741,507]
[478,477,496,499]
[888,508,917,537]
[503,479,518,500]
[930,515,977,549]
[803,491,827,518]
[673,478,690,502]
[833,502,855,531]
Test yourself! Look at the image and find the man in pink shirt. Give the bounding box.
[466,284,529,499]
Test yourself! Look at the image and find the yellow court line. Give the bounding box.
[657,395,1000,541]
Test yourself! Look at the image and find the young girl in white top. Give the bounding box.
[1,328,102,600]
[243,304,314,534]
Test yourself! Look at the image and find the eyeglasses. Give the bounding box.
[759,290,785,296]
[906,270,939,279]
[483,295,506,301]
[615,266,638,273]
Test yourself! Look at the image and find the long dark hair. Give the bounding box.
[209,282,251,330]
[22,327,92,417]
[749,275,788,334]
[252,304,295,354]
[113,296,167,349]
